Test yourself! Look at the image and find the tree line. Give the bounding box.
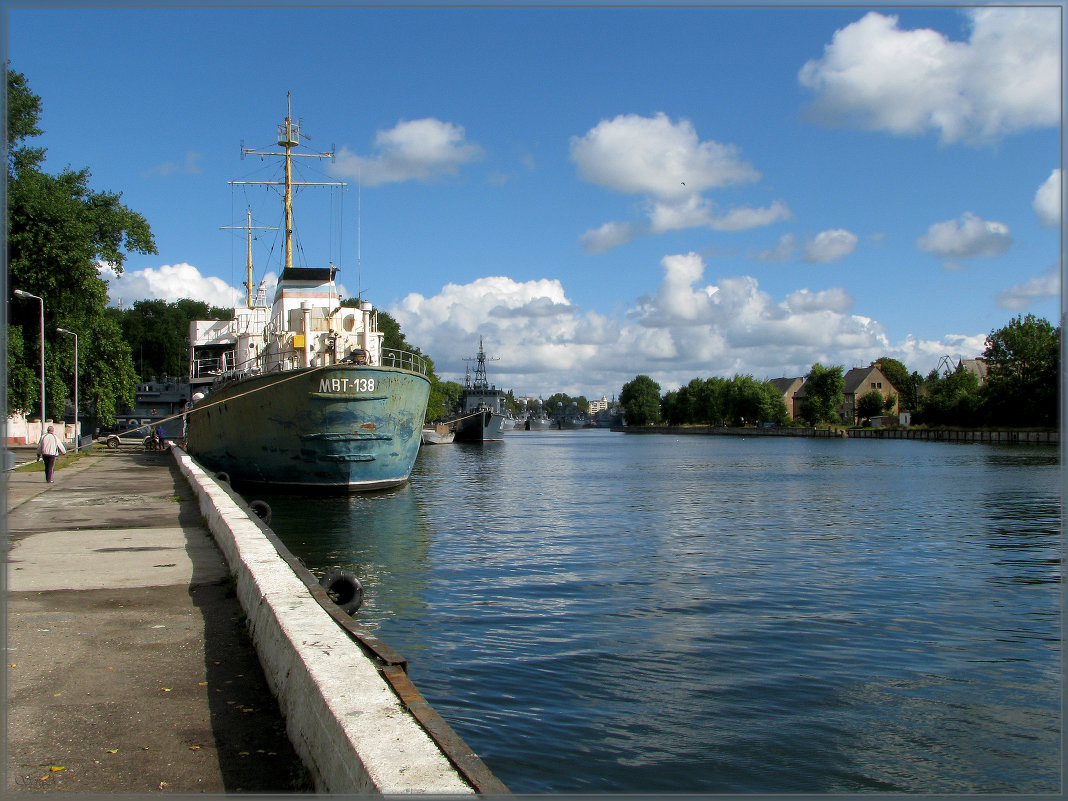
[619,314,1060,430]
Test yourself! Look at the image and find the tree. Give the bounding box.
[874,356,919,412]
[112,298,230,380]
[7,67,156,424]
[6,325,37,416]
[620,375,661,426]
[800,363,845,424]
[856,389,885,422]
[982,314,1060,428]
[917,364,982,427]
[759,381,790,425]
[428,380,463,421]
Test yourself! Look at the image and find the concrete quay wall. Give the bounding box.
[172,448,477,795]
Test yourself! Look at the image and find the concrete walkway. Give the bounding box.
[4,446,309,794]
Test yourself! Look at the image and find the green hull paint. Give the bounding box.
[186,365,430,491]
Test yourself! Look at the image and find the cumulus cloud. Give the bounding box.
[799,8,1060,144]
[1033,169,1062,227]
[385,253,990,397]
[99,262,276,309]
[571,112,789,251]
[916,212,1012,262]
[571,112,760,199]
[786,287,854,313]
[332,118,482,186]
[804,229,859,263]
[995,265,1061,310]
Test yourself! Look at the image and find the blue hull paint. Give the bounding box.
[186,365,430,491]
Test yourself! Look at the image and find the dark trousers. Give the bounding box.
[41,454,57,483]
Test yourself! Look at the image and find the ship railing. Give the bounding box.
[190,351,237,380]
[381,347,429,376]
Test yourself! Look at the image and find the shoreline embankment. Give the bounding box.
[172,447,508,794]
[613,425,1059,444]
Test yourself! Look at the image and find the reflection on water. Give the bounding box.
[261,485,431,632]
[256,432,1061,794]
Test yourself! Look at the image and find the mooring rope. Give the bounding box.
[105,364,336,439]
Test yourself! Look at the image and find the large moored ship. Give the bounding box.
[185,97,430,491]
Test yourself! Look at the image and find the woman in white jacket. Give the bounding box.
[36,425,66,483]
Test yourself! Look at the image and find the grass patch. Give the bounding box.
[13,445,99,474]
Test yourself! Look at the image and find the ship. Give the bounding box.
[447,338,508,442]
[184,96,431,491]
[523,399,554,430]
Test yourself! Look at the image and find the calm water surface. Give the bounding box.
[258,430,1061,794]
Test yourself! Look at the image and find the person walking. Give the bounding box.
[37,424,67,483]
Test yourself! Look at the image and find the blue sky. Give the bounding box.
[6,2,1062,400]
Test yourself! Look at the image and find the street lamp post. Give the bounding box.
[13,290,45,433]
[56,328,79,453]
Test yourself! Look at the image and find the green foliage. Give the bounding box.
[6,325,37,416]
[759,381,791,425]
[982,314,1059,427]
[112,298,229,380]
[543,392,589,418]
[800,363,845,425]
[917,364,983,427]
[662,374,788,426]
[619,375,661,425]
[874,356,919,412]
[856,388,885,421]
[428,380,463,422]
[80,314,137,426]
[7,67,155,425]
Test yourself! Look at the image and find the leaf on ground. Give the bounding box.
[105,749,118,754]
[50,766,65,772]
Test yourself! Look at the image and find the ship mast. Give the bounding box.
[219,208,277,307]
[230,92,344,275]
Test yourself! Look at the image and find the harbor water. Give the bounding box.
[258,430,1061,794]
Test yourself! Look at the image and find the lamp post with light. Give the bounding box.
[13,290,46,432]
[56,328,79,453]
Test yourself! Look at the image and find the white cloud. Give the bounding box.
[799,8,1060,144]
[749,233,799,263]
[331,118,482,186]
[995,264,1061,310]
[580,221,640,254]
[916,212,1012,260]
[893,332,990,374]
[571,112,759,199]
[786,287,854,313]
[803,229,859,263]
[99,262,277,309]
[1033,169,1062,227]
[571,113,789,251]
[387,254,988,397]
[708,201,793,232]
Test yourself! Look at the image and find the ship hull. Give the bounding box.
[186,365,430,491]
[452,409,506,442]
